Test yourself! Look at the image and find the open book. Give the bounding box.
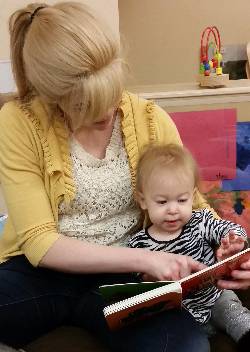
[100,248,250,330]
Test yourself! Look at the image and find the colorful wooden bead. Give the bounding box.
[209,60,213,68]
[200,63,205,73]
[212,59,218,68]
[204,62,210,70]
[216,67,222,75]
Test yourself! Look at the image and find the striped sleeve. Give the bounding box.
[199,209,247,246]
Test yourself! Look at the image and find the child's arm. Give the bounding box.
[201,209,248,250]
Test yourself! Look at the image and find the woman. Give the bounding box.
[0,2,249,351]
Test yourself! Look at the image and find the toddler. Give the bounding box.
[129,143,250,349]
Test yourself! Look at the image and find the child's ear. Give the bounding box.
[136,191,147,210]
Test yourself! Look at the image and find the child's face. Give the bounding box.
[138,167,194,237]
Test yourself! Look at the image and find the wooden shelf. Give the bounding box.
[128,79,250,107]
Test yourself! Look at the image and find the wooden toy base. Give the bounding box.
[198,73,229,88]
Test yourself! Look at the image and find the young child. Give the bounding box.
[128,143,250,349]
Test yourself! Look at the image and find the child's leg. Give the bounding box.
[211,289,250,343]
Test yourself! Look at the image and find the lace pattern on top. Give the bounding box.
[58,115,141,246]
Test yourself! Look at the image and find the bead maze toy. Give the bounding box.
[198,26,229,87]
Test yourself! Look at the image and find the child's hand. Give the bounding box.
[216,231,246,261]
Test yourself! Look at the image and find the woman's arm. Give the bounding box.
[0,102,60,265]
[40,234,205,281]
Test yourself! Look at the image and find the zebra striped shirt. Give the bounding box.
[128,209,247,324]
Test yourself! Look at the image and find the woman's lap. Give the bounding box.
[0,256,209,352]
[79,289,210,352]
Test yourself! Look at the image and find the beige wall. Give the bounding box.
[0,0,119,60]
[119,0,250,86]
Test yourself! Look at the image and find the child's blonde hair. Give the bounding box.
[136,143,200,193]
[9,2,125,130]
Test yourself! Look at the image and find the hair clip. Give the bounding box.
[30,6,45,22]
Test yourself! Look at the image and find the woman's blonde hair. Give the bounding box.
[9,2,125,130]
[136,143,200,193]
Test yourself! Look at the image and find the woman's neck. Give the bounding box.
[73,116,116,159]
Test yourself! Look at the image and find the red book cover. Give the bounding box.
[105,287,181,331]
[180,247,250,297]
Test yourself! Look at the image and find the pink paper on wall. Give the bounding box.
[169,109,237,181]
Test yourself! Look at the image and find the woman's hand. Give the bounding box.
[142,251,206,281]
[217,259,250,290]
[216,232,246,262]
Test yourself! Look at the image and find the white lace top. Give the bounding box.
[58,115,141,246]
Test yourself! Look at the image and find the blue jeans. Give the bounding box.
[0,256,210,352]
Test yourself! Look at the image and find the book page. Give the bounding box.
[180,248,250,297]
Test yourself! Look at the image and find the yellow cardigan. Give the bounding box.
[0,91,210,266]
